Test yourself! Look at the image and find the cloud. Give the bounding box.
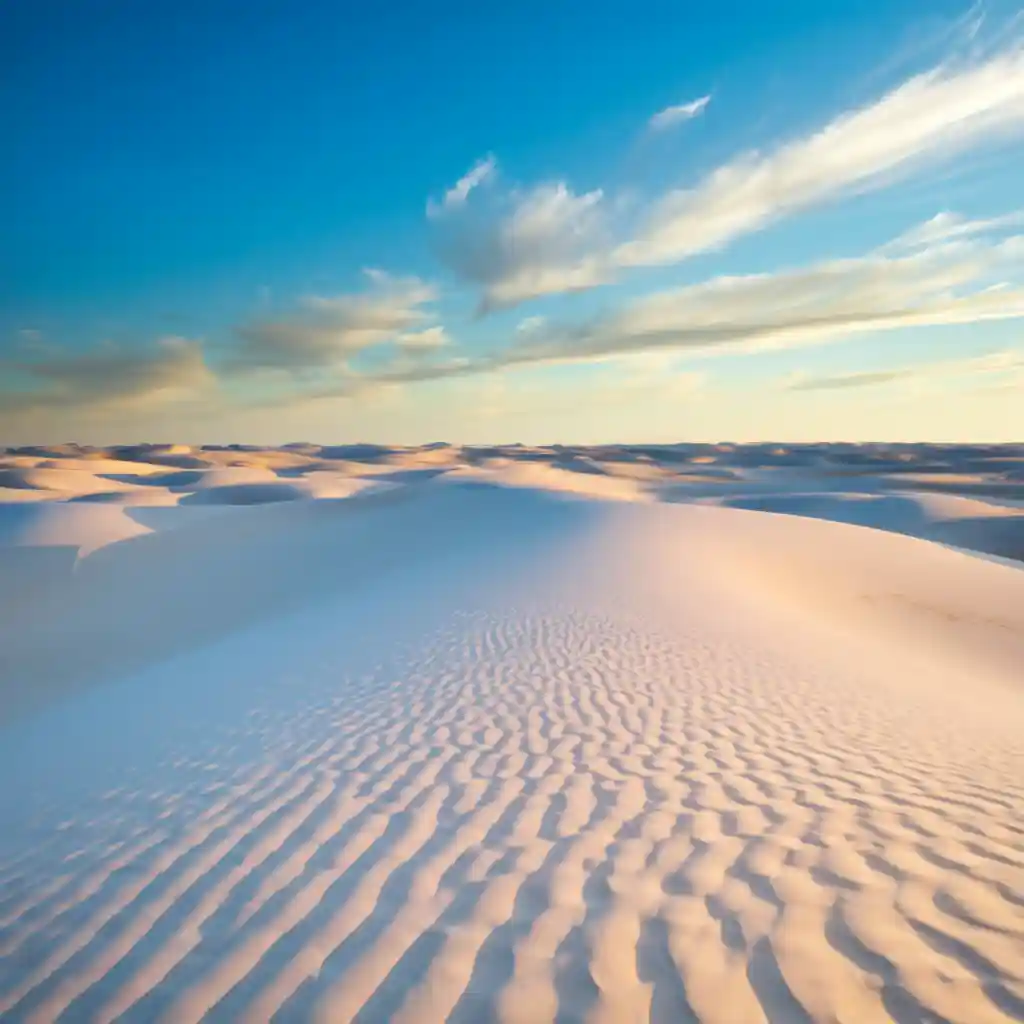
[0,336,215,418]
[228,230,1024,415]
[427,155,497,217]
[234,270,437,371]
[396,325,450,350]
[616,43,1024,267]
[976,355,1024,391]
[785,347,1024,392]
[887,209,1024,249]
[343,233,1024,399]
[787,368,914,391]
[648,94,711,131]
[507,241,1024,368]
[516,316,547,334]
[434,181,610,309]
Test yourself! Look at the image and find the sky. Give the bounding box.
[2,0,1024,445]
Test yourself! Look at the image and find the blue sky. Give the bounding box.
[2,0,1023,443]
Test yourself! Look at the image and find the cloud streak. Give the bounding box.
[234,270,437,371]
[396,325,450,350]
[886,209,1024,250]
[338,232,1024,399]
[507,241,1024,368]
[427,155,497,217]
[616,43,1024,267]
[786,347,1024,392]
[787,369,914,391]
[0,337,215,419]
[648,94,711,131]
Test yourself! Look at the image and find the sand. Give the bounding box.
[0,446,1022,1023]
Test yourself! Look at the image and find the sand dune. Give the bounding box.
[1,469,1023,1023]
[0,466,140,497]
[709,490,1024,565]
[0,503,152,555]
[447,462,650,501]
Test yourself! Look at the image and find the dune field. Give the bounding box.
[1,442,1023,1023]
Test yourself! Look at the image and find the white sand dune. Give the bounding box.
[0,466,140,497]
[709,490,1024,565]
[0,500,253,612]
[1,478,1023,1024]
[447,462,650,502]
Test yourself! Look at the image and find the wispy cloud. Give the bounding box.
[516,315,546,334]
[886,209,1024,250]
[396,325,450,350]
[427,155,497,217]
[648,94,711,131]
[346,232,1024,395]
[616,43,1024,266]
[433,181,610,309]
[787,368,915,391]
[234,270,437,371]
[0,337,215,418]
[508,241,1024,368]
[785,347,1024,392]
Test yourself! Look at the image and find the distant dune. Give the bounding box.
[2,440,1021,561]
[0,443,1022,1023]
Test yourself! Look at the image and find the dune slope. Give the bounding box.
[0,484,1022,1024]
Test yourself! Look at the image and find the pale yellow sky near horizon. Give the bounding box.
[6,347,1021,447]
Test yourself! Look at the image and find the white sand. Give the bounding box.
[0,449,1023,1023]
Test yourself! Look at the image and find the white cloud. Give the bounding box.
[396,325,450,350]
[484,182,609,307]
[435,181,610,309]
[887,209,1024,249]
[785,368,916,391]
[616,43,1024,266]
[785,347,1024,392]
[427,155,497,217]
[516,316,547,334]
[648,94,711,131]
[0,336,215,417]
[235,270,437,370]
[495,233,1024,372]
[240,227,1024,410]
